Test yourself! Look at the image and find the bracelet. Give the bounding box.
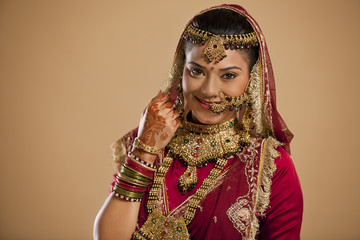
[133,137,163,155]
[124,163,154,179]
[115,178,147,193]
[116,174,150,188]
[113,185,145,200]
[128,152,157,170]
[121,166,152,183]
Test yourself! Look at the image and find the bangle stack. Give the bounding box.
[113,152,157,202]
[133,137,163,155]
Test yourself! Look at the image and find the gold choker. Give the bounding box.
[168,114,250,194]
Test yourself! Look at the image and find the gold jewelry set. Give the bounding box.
[132,115,251,239]
[131,23,258,238]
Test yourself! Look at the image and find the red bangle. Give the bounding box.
[115,179,147,193]
[125,158,155,178]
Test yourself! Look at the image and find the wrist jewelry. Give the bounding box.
[133,137,163,155]
[128,152,157,170]
[112,154,156,202]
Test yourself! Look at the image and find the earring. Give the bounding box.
[174,77,185,117]
[210,91,249,114]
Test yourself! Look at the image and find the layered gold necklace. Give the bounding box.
[169,114,249,194]
[132,115,250,240]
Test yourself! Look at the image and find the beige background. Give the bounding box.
[0,0,359,239]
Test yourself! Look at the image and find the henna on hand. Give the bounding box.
[137,91,180,154]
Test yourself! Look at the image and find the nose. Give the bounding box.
[200,75,218,98]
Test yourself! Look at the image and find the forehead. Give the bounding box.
[184,43,250,68]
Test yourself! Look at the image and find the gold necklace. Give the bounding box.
[133,153,228,240]
[168,114,248,194]
[132,115,250,240]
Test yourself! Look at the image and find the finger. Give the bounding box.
[165,109,179,120]
[160,102,174,111]
[172,117,181,128]
[159,94,170,107]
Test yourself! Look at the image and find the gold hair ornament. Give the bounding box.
[183,24,259,62]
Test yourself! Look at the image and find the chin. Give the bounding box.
[190,110,233,125]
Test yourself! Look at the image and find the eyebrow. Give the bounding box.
[219,66,242,71]
[188,62,242,71]
[188,62,205,69]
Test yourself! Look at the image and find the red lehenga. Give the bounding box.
[111,4,303,240]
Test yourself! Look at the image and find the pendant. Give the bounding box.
[177,165,197,194]
[133,209,190,240]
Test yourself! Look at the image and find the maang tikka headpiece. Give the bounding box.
[183,24,259,63]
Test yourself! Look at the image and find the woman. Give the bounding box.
[94,4,303,240]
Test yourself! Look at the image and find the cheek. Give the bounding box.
[181,75,195,95]
[222,76,250,97]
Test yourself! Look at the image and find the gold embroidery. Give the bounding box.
[226,138,260,239]
[248,137,280,239]
[227,198,251,233]
[112,130,136,172]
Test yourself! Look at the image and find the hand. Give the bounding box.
[136,91,180,153]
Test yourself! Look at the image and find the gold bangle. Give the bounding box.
[133,137,163,155]
[113,185,145,199]
[117,174,150,188]
[121,166,152,183]
[124,164,154,180]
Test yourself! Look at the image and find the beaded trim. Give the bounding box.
[113,191,143,202]
[128,152,157,170]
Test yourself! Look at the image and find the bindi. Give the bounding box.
[210,67,214,71]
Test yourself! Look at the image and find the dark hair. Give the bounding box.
[185,9,259,69]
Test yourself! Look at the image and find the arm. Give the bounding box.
[93,91,180,240]
[94,192,141,240]
[258,147,303,240]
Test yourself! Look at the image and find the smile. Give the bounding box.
[195,97,222,110]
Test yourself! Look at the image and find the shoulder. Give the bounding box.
[272,145,301,185]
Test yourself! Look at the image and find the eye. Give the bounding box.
[189,68,204,76]
[222,73,237,80]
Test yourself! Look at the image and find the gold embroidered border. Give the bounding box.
[112,130,136,172]
[248,137,280,239]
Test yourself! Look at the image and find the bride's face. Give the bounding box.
[182,44,250,125]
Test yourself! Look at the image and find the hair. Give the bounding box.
[184,8,259,70]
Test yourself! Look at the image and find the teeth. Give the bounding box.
[199,99,212,105]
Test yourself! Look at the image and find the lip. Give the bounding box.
[195,97,222,110]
